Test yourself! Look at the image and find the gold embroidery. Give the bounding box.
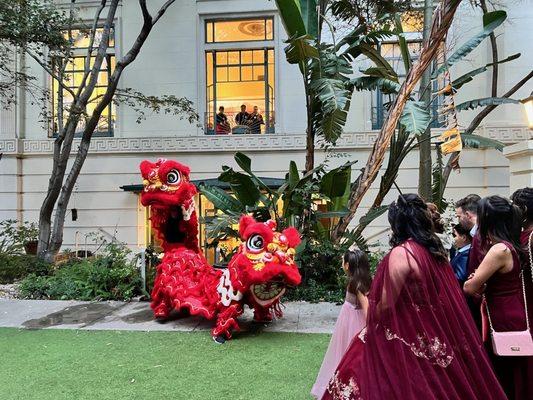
[326,371,363,400]
[385,328,454,367]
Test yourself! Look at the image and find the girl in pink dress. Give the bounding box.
[311,249,371,399]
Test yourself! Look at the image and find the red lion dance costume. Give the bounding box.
[140,158,302,342]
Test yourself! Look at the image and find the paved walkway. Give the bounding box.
[0,299,340,334]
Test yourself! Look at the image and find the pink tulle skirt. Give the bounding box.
[311,300,366,399]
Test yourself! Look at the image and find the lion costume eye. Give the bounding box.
[246,234,264,251]
[166,169,181,185]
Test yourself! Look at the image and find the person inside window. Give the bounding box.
[235,104,249,125]
[248,106,264,134]
[450,223,472,286]
[215,106,230,134]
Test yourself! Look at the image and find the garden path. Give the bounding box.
[0,299,340,334]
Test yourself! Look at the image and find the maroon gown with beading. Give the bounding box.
[488,237,533,400]
[322,240,506,400]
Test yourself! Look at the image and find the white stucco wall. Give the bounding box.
[0,0,532,251]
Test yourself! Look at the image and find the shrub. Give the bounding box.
[18,240,142,301]
[0,253,53,284]
[0,220,39,254]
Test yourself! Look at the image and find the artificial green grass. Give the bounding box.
[0,328,329,400]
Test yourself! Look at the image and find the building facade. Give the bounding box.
[0,0,532,253]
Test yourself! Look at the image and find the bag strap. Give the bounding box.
[485,238,531,333]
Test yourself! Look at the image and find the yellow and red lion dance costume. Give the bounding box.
[140,158,301,342]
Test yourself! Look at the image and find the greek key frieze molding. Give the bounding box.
[0,139,17,153]
[1,126,529,155]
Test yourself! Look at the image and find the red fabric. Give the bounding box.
[150,247,222,319]
[323,240,506,400]
[467,232,483,275]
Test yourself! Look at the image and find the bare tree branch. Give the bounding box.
[24,48,76,98]
[77,0,108,96]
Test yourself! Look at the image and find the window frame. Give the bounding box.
[205,16,274,44]
[49,25,117,138]
[200,14,278,136]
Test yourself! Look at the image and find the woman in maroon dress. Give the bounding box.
[464,195,533,400]
[323,194,505,400]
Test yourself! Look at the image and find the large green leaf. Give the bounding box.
[361,67,399,82]
[198,184,243,213]
[394,13,411,72]
[234,152,252,174]
[234,152,275,196]
[349,76,401,94]
[399,101,431,136]
[359,205,388,226]
[318,107,348,143]
[461,134,504,151]
[275,0,306,37]
[288,161,300,191]
[299,0,318,38]
[312,77,351,142]
[358,43,398,80]
[455,97,519,111]
[320,163,353,198]
[219,168,261,207]
[432,10,507,78]
[285,34,319,64]
[450,53,521,91]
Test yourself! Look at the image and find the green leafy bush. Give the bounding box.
[0,219,39,254]
[0,253,52,284]
[19,240,142,301]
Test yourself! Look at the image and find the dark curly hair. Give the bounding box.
[389,194,447,262]
[511,187,533,226]
[477,195,525,261]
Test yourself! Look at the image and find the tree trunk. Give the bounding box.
[37,0,120,261]
[417,0,434,201]
[332,0,462,243]
[46,0,177,257]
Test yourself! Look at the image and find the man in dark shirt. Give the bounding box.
[235,104,249,125]
[215,106,230,134]
[248,106,264,134]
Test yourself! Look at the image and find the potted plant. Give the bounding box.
[21,222,39,255]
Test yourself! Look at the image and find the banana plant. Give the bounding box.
[198,152,356,259]
[275,0,400,170]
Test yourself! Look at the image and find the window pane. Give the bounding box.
[267,49,275,64]
[241,66,252,81]
[206,22,213,43]
[241,50,253,64]
[228,51,239,65]
[216,52,227,66]
[216,67,227,82]
[253,50,264,64]
[228,66,240,81]
[210,18,274,43]
[401,11,423,33]
[266,18,273,40]
[253,66,264,80]
[206,52,213,86]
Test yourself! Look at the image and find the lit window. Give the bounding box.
[372,15,444,130]
[51,27,116,136]
[206,17,274,43]
[204,18,275,135]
